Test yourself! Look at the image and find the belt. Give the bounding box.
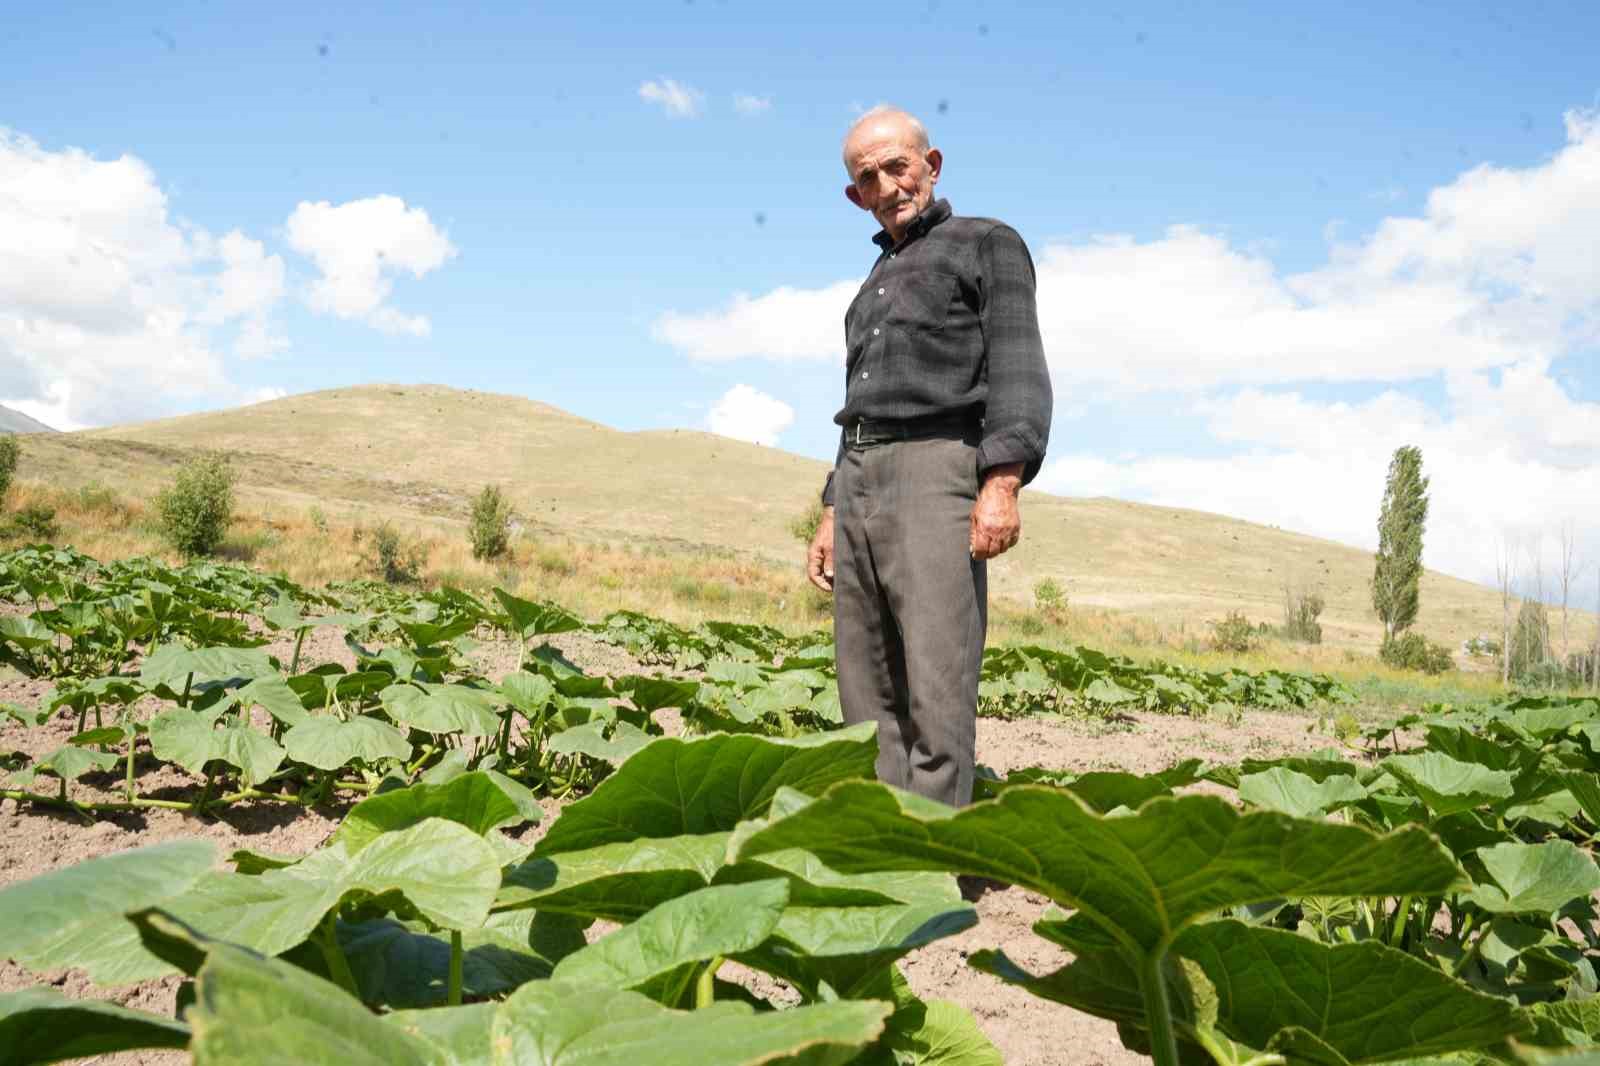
[847,412,980,449]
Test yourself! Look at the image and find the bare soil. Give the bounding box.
[0,631,1338,1065]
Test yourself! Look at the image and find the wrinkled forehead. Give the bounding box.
[843,123,925,177]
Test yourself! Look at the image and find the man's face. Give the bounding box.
[843,117,942,243]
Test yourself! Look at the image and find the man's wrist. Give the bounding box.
[980,463,1024,496]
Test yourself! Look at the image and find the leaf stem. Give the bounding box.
[124,733,137,803]
[695,955,724,1009]
[318,911,361,999]
[1139,949,1181,1066]
[448,930,464,1006]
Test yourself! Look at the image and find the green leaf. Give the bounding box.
[1465,841,1600,915]
[381,682,502,737]
[0,840,217,984]
[737,783,1464,952]
[168,820,503,956]
[554,880,791,1004]
[1176,920,1526,1062]
[385,1003,497,1065]
[0,988,190,1066]
[148,708,286,786]
[613,675,701,713]
[32,743,119,781]
[333,771,540,854]
[1380,752,1515,816]
[493,589,582,639]
[499,833,731,920]
[490,978,890,1066]
[536,724,878,856]
[884,999,1002,1066]
[282,715,413,771]
[140,644,278,690]
[232,676,310,726]
[180,923,438,1066]
[547,720,653,764]
[1237,767,1369,818]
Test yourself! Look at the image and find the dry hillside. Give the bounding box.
[13,382,1554,653]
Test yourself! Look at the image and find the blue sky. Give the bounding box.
[3,1,1598,585]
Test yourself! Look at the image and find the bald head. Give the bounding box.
[841,106,930,174]
[840,105,942,243]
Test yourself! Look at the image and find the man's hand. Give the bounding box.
[807,506,837,593]
[970,463,1023,560]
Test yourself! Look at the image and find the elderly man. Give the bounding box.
[807,106,1052,807]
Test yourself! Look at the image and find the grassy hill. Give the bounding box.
[11,382,1576,657]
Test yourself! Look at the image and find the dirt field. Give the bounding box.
[0,630,1340,1066]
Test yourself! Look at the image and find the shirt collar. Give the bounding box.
[872,198,952,252]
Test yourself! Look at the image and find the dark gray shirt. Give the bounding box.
[821,198,1052,506]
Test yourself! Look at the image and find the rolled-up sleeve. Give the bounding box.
[976,224,1052,485]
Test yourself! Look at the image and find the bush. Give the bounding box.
[0,435,17,506]
[156,452,236,557]
[354,522,427,585]
[788,500,824,545]
[1034,578,1066,612]
[1281,587,1325,644]
[2,504,57,542]
[469,484,513,561]
[1209,610,1257,653]
[308,505,329,535]
[1380,632,1454,675]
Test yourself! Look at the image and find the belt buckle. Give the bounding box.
[855,421,862,445]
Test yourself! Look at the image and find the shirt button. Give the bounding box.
[877,288,885,295]
[889,253,896,258]
[872,327,880,336]
[862,372,869,379]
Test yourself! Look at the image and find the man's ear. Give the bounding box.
[925,148,943,184]
[845,184,865,210]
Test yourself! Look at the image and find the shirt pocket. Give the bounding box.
[885,270,958,334]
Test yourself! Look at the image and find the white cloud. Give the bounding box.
[705,384,794,446]
[285,195,456,336]
[638,78,704,119]
[733,93,772,117]
[1037,366,1600,585]
[654,281,857,362]
[0,130,287,427]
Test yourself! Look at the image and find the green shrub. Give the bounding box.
[0,435,17,506]
[2,504,58,542]
[308,505,330,535]
[468,484,513,561]
[788,500,824,545]
[1033,578,1066,612]
[354,522,427,585]
[156,452,236,557]
[1209,610,1257,653]
[1379,632,1454,675]
[1281,588,1325,644]
[75,481,120,513]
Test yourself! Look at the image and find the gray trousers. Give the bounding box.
[833,434,987,807]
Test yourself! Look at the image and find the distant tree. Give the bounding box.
[469,484,513,561]
[1372,445,1429,645]
[156,452,236,557]
[1510,599,1551,681]
[0,435,17,507]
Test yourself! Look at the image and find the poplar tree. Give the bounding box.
[1372,445,1429,644]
